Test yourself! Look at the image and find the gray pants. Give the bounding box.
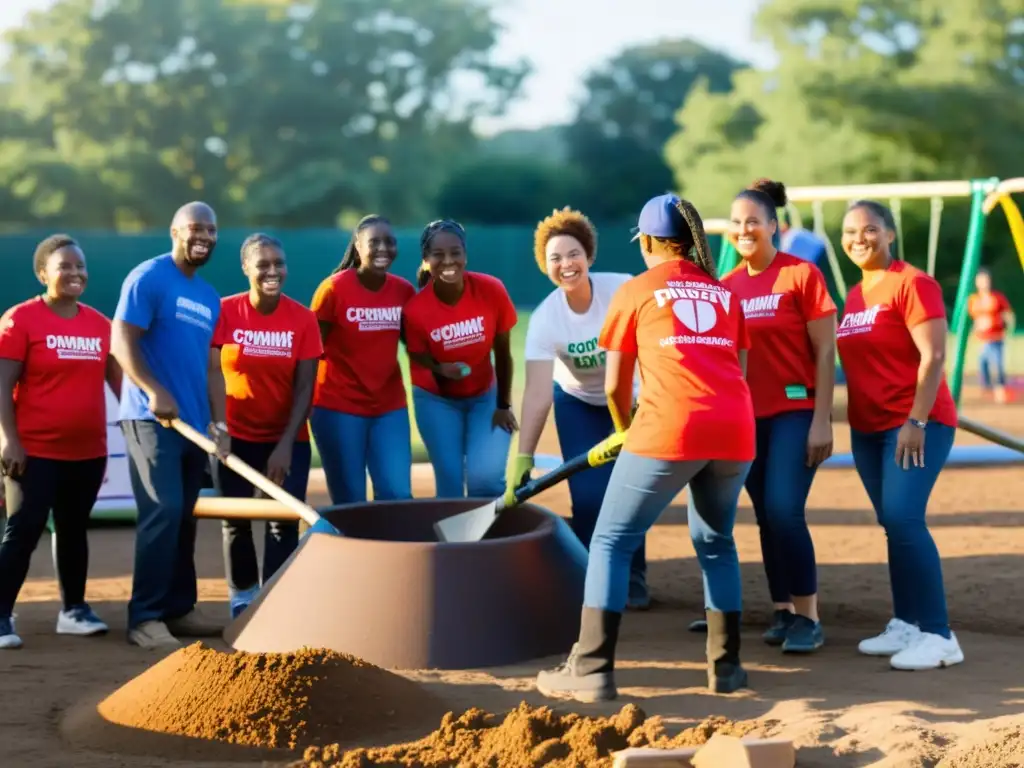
[122,420,207,630]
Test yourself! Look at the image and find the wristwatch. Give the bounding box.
[907,418,927,429]
[212,421,228,434]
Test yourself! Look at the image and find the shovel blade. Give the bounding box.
[434,501,499,543]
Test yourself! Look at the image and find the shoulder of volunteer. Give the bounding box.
[466,270,508,294]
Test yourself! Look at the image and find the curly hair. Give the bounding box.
[532,207,597,274]
[33,234,79,275]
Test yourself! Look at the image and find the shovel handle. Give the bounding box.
[171,419,322,528]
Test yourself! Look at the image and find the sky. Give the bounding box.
[0,0,777,135]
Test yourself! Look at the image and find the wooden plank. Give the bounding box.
[613,735,795,768]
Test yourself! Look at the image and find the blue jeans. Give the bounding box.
[210,438,311,591]
[979,340,1006,388]
[585,450,750,613]
[309,406,412,504]
[412,385,512,498]
[745,410,819,603]
[552,383,645,580]
[850,422,955,638]
[122,420,208,630]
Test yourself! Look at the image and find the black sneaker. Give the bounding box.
[782,615,824,654]
[762,609,796,646]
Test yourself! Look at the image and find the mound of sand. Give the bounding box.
[88,642,445,754]
[296,702,760,768]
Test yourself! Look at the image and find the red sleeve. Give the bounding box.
[599,284,638,354]
[997,292,1013,312]
[298,308,325,360]
[211,301,231,347]
[491,278,517,334]
[902,274,947,329]
[800,265,836,321]
[0,308,29,362]
[310,276,337,323]
[402,304,429,355]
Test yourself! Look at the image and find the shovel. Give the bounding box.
[171,419,342,537]
[434,431,626,543]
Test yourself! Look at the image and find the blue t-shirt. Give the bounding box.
[780,228,827,267]
[114,253,221,431]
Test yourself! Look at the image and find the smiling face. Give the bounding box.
[243,243,287,299]
[171,204,218,268]
[841,206,894,270]
[357,221,398,274]
[39,245,87,300]
[544,234,591,292]
[424,230,467,286]
[728,197,776,261]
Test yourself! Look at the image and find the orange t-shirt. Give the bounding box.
[403,272,518,399]
[213,293,324,443]
[599,259,755,462]
[722,251,836,419]
[310,270,416,417]
[967,290,1011,342]
[0,297,110,461]
[836,261,958,433]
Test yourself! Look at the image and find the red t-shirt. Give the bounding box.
[213,293,324,443]
[967,291,1012,342]
[722,251,837,419]
[0,297,110,460]
[403,272,518,399]
[599,259,755,462]
[310,270,416,417]
[836,261,958,433]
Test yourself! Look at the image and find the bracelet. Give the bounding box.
[907,418,927,429]
[497,400,511,410]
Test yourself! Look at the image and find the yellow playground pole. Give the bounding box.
[983,178,1024,273]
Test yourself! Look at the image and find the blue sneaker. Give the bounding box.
[57,604,108,636]
[229,586,259,619]
[763,609,796,646]
[782,615,825,653]
[0,615,23,649]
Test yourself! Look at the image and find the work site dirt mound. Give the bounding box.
[89,642,445,754]
[296,702,761,768]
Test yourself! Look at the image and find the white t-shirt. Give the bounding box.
[524,272,641,407]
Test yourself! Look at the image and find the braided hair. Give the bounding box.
[647,197,717,279]
[846,200,901,260]
[417,219,467,289]
[240,233,283,266]
[332,215,392,275]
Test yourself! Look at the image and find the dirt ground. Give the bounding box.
[3,384,1024,767]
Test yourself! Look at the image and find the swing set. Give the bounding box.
[707,176,1024,468]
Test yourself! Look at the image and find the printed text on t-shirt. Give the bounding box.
[233,328,294,358]
[837,304,886,338]
[430,316,485,350]
[741,293,783,319]
[567,337,605,369]
[46,334,103,361]
[654,281,735,346]
[176,296,214,331]
[346,306,402,331]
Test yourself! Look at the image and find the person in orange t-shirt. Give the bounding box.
[309,215,417,504]
[0,235,124,649]
[536,194,755,704]
[403,219,518,499]
[836,200,963,673]
[720,178,837,655]
[212,234,323,618]
[967,268,1014,403]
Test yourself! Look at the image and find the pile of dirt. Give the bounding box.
[86,642,445,754]
[937,724,1024,767]
[295,702,761,768]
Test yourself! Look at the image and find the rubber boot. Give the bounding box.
[706,609,748,693]
[536,607,620,703]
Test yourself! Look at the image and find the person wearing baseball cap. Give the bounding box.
[536,193,756,702]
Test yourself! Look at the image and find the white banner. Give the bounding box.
[93,384,136,514]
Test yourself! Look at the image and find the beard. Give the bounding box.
[177,238,215,267]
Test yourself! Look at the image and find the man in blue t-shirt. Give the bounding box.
[111,201,230,650]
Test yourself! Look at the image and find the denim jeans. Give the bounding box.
[979,340,1006,388]
[122,420,208,629]
[584,450,751,613]
[745,410,819,603]
[210,438,310,592]
[850,422,955,638]
[412,385,512,498]
[552,383,645,580]
[309,406,412,504]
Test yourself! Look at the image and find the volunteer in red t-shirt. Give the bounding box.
[309,215,416,504]
[402,219,518,499]
[721,178,837,655]
[837,200,963,672]
[967,268,1015,403]
[0,235,124,649]
[536,194,755,704]
[212,234,323,618]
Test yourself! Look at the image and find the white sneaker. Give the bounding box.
[56,604,109,636]
[890,631,964,671]
[127,620,181,650]
[858,618,921,656]
[0,614,22,650]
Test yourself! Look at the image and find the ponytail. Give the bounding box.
[332,214,391,275]
[417,263,431,289]
[673,198,717,279]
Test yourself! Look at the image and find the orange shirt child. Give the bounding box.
[0,296,111,461]
[967,290,1012,343]
[214,293,324,443]
[836,261,958,434]
[721,251,836,419]
[599,259,755,462]
[403,271,518,399]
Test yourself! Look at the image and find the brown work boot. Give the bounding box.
[165,609,223,638]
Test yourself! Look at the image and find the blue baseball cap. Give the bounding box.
[631,193,686,241]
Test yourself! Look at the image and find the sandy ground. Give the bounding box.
[3,385,1024,767]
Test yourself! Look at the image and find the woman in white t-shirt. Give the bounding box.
[505,207,648,609]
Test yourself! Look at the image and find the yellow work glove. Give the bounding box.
[503,453,534,506]
[587,431,626,467]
